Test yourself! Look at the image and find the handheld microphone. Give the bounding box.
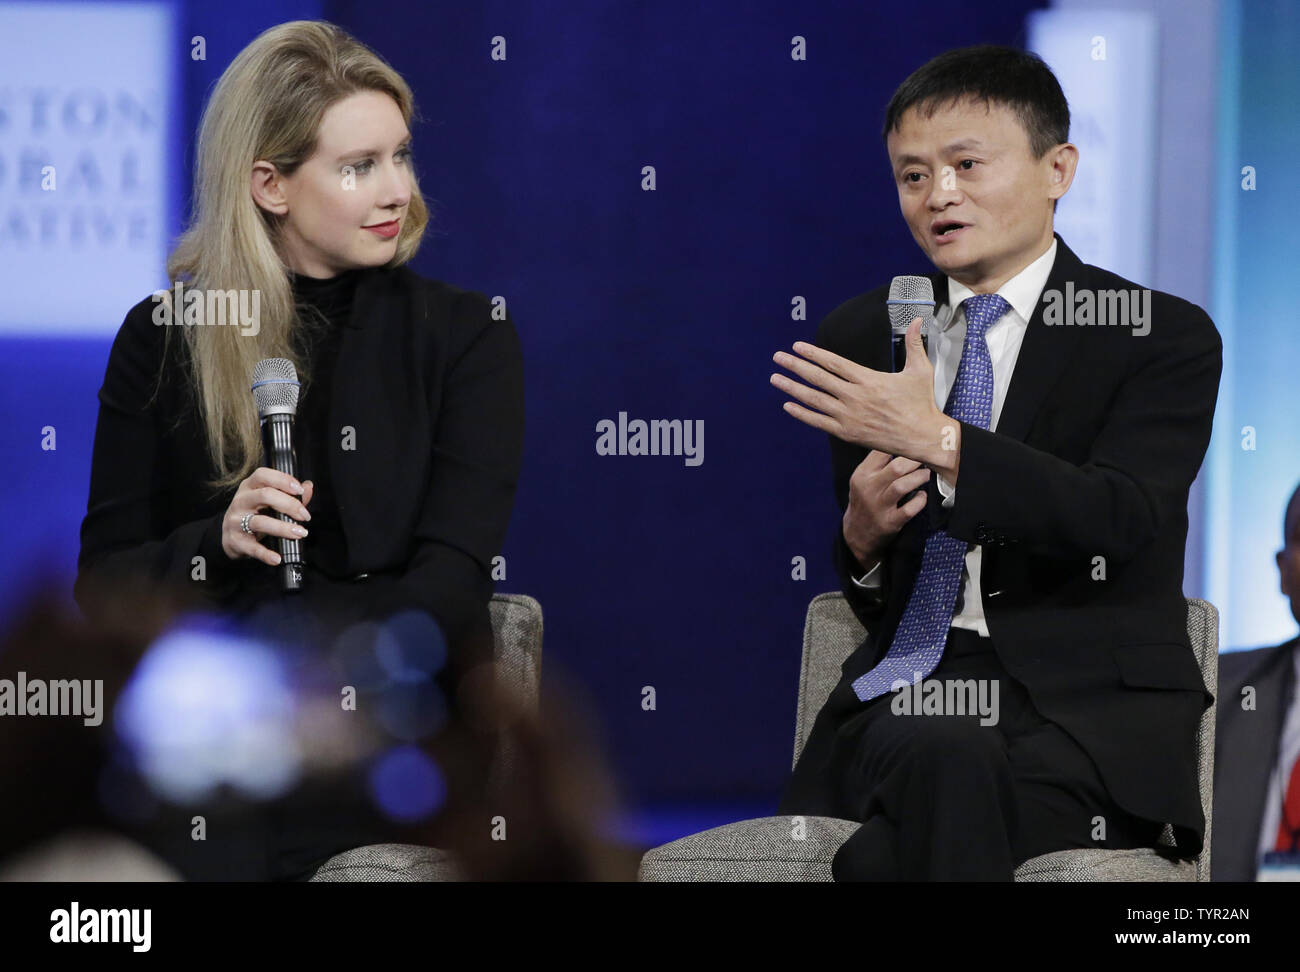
[886,277,937,507]
[886,275,936,372]
[251,358,304,592]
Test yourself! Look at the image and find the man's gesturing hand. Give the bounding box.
[220,467,314,565]
[843,451,930,573]
[769,316,960,483]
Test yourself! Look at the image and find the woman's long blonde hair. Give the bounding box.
[165,20,429,492]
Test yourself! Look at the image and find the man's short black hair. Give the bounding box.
[883,45,1070,160]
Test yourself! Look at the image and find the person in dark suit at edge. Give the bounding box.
[74,21,524,880]
[1214,482,1300,881]
[770,46,1222,880]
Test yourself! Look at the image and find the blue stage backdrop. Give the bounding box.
[300,0,1051,810]
[1,0,1058,822]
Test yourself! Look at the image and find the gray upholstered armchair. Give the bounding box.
[638,593,1218,882]
[308,593,543,881]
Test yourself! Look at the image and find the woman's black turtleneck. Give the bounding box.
[286,267,363,583]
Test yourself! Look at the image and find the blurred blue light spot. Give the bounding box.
[369,745,445,822]
[373,610,447,680]
[113,617,300,802]
[331,621,391,691]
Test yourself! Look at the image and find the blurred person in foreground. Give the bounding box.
[2,582,636,881]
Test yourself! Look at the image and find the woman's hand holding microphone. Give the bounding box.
[220,467,313,565]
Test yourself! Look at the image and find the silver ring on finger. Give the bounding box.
[240,512,256,535]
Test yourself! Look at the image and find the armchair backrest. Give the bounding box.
[487,593,544,789]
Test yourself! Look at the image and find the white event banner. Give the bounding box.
[0,1,175,336]
[1028,8,1158,286]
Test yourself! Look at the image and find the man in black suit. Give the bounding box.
[770,46,1221,880]
[1214,484,1300,881]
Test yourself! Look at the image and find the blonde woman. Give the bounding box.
[75,22,524,879]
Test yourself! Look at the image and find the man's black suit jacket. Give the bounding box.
[782,236,1222,856]
[1213,637,1299,880]
[75,264,524,673]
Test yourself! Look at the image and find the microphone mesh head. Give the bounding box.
[887,275,936,335]
[251,358,300,418]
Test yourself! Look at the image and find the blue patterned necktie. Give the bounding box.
[851,293,1010,702]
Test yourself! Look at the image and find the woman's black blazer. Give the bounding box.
[75,265,525,665]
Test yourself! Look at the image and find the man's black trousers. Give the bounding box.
[778,626,1164,880]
